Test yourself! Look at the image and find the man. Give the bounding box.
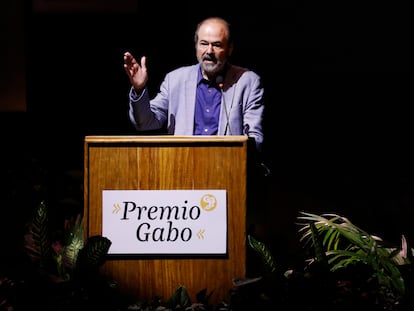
[123,16,265,152]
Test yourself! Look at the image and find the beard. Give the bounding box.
[200,54,227,76]
[201,60,226,76]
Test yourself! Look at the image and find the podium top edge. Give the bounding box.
[84,135,249,143]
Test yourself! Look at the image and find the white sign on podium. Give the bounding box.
[102,189,228,255]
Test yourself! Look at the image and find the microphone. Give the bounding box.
[215,75,232,135]
[215,75,224,89]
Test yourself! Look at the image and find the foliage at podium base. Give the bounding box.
[3,199,414,310]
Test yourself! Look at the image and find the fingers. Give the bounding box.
[123,52,148,89]
[123,62,135,78]
[124,52,135,66]
[124,52,146,67]
[123,52,138,77]
[140,56,147,72]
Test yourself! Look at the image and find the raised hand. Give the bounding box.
[123,52,148,92]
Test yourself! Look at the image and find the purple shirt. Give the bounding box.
[193,70,222,135]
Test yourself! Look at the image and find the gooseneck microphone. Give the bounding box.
[215,75,232,135]
[215,75,224,89]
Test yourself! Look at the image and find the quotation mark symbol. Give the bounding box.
[112,203,121,214]
[197,229,205,239]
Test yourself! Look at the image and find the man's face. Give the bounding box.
[196,21,233,78]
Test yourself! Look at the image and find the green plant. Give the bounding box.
[296,211,414,309]
[247,234,277,276]
[126,286,216,311]
[23,200,111,282]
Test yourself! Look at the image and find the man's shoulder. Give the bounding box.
[225,64,261,87]
[228,64,259,77]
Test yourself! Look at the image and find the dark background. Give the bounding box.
[1,0,414,264]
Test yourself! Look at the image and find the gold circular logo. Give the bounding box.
[200,194,217,211]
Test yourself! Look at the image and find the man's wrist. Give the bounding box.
[130,87,143,101]
[133,88,143,94]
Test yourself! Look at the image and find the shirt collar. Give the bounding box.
[197,68,208,86]
[197,64,230,87]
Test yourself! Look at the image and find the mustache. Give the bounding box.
[203,54,217,62]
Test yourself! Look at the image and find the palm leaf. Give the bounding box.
[297,211,409,295]
[309,222,329,267]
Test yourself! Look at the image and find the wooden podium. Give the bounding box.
[84,135,250,304]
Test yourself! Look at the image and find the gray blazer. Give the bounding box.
[129,63,265,150]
